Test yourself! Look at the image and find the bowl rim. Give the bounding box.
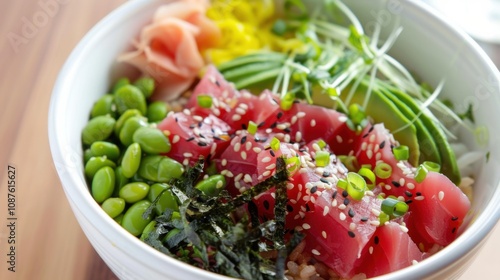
[48,0,500,279]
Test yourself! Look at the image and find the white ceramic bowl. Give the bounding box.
[49,0,500,279]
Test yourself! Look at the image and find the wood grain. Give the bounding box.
[0,0,498,279]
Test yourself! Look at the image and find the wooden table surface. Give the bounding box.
[0,0,499,279]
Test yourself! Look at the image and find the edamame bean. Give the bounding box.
[90,141,120,162]
[91,166,115,203]
[114,84,147,115]
[195,174,226,197]
[82,115,116,145]
[101,197,125,218]
[85,156,116,179]
[148,183,179,215]
[119,182,150,203]
[84,149,94,163]
[119,116,148,146]
[140,220,157,241]
[122,200,153,236]
[114,109,142,136]
[114,166,129,196]
[138,155,184,183]
[112,77,130,94]
[114,213,124,224]
[91,94,116,118]
[133,127,171,154]
[121,143,142,178]
[134,77,155,99]
[147,101,168,122]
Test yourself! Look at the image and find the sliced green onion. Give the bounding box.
[361,164,372,170]
[315,151,330,167]
[381,198,409,217]
[422,161,440,173]
[348,103,366,126]
[317,139,326,149]
[280,92,295,111]
[285,156,300,174]
[374,162,392,179]
[338,155,358,172]
[346,172,366,200]
[393,145,409,161]
[197,95,213,108]
[378,211,390,225]
[247,121,258,135]
[270,137,281,151]
[358,167,375,190]
[337,178,348,190]
[414,164,429,183]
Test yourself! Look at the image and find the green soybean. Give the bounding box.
[83,149,94,163]
[119,116,148,146]
[121,143,142,178]
[134,77,155,99]
[91,94,116,118]
[82,115,116,146]
[114,213,124,224]
[91,166,115,203]
[90,141,120,162]
[114,84,147,115]
[122,200,153,236]
[101,197,125,218]
[114,166,129,196]
[147,101,168,122]
[85,156,116,179]
[148,183,179,215]
[138,155,184,183]
[195,174,226,197]
[114,109,142,136]
[112,77,130,94]
[140,220,157,241]
[133,127,171,154]
[119,182,150,203]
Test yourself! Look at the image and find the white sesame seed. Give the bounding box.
[235,173,243,182]
[369,134,376,143]
[295,131,302,142]
[375,152,381,160]
[338,204,346,210]
[163,130,171,136]
[400,225,409,233]
[210,143,217,154]
[172,135,180,144]
[287,183,294,190]
[257,175,263,181]
[336,135,343,143]
[303,195,310,202]
[361,142,367,151]
[262,156,271,163]
[385,184,392,191]
[294,214,300,220]
[415,196,425,201]
[438,191,444,201]
[213,108,221,116]
[253,147,262,153]
[193,115,203,122]
[322,231,327,239]
[241,151,247,160]
[302,223,311,230]
[263,170,271,177]
[183,159,189,165]
[221,158,227,166]
[369,246,374,255]
[350,223,356,231]
[310,196,316,204]
[407,183,415,190]
[183,108,191,115]
[339,115,348,122]
[367,150,373,159]
[332,199,338,207]
[399,178,406,186]
[244,174,253,183]
[277,123,288,130]
[239,103,248,110]
[235,108,246,115]
[266,163,276,170]
[369,220,380,226]
[299,211,305,218]
[297,112,306,118]
[323,206,330,216]
[234,142,241,152]
[284,134,291,143]
[232,114,242,121]
[291,116,298,125]
[183,152,193,158]
[412,260,419,265]
[312,143,321,151]
[339,212,346,221]
[245,141,252,151]
[310,119,316,127]
[367,143,374,152]
[271,192,276,198]
[371,209,381,216]
[312,249,321,256]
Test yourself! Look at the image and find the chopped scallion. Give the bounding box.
[317,139,326,149]
[381,197,409,217]
[280,92,295,111]
[315,151,330,167]
[374,162,392,179]
[358,167,375,190]
[197,95,213,108]
[422,161,440,173]
[271,137,281,151]
[415,164,429,183]
[247,121,258,135]
[346,172,366,200]
[393,145,409,161]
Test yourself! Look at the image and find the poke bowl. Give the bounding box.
[48,0,500,279]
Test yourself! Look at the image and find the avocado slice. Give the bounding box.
[341,83,420,167]
[382,86,461,184]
